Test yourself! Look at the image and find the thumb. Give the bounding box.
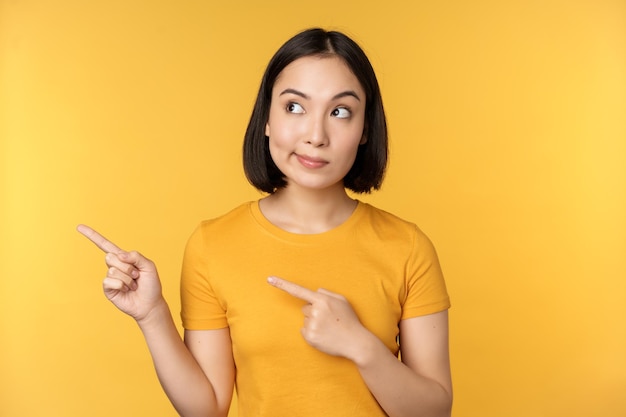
[119,250,155,272]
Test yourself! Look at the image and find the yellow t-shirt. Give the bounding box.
[181,201,450,416]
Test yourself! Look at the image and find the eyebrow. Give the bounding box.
[279,88,361,102]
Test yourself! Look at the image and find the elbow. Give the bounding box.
[429,383,452,417]
[439,388,453,417]
[442,400,453,417]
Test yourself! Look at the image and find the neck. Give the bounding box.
[259,184,358,234]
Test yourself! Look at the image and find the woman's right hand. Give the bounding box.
[77,224,164,322]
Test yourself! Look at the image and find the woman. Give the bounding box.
[79,28,452,417]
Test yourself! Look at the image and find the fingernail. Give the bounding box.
[131,270,139,278]
[267,276,276,284]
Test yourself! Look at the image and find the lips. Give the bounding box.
[295,153,328,169]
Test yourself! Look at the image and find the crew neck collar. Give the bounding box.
[248,199,366,243]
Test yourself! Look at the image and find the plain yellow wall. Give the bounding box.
[1,1,625,416]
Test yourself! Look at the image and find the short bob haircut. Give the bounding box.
[243,28,388,194]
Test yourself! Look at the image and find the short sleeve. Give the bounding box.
[401,226,451,319]
[180,223,229,330]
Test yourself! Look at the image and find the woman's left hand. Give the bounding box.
[267,276,371,360]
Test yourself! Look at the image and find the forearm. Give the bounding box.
[352,332,452,417]
[136,300,226,417]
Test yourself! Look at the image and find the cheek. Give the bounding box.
[332,113,365,143]
[267,135,290,167]
[267,119,305,146]
[338,134,366,165]
[267,130,288,153]
[334,125,365,151]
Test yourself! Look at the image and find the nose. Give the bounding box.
[305,115,329,147]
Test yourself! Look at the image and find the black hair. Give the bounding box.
[243,28,388,193]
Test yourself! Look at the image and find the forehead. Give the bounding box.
[273,55,365,96]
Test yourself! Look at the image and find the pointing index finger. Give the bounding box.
[267,276,318,303]
[77,224,124,254]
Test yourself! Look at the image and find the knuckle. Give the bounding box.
[103,277,119,290]
[317,298,331,309]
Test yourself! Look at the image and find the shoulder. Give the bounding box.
[360,202,405,221]
[358,202,438,258]
[360,202,427,238]
[196,202,255,232]
[185,201,256,248]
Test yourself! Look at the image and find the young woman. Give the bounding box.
[78,28,452,417]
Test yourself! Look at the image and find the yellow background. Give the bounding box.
[1,1,624,416]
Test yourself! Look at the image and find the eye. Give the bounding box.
[286,102,305,114]
[331,107,351,119]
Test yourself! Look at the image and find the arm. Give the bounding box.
[267,277,452,417]
[353,311,452,417]
[137,303,235,417]
[77,225,235,417]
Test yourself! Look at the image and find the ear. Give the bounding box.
[359,134,367,145]
[265,122,270,137]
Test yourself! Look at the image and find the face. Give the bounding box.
[265,55,366,193]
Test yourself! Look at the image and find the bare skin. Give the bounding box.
[77,225,234,417]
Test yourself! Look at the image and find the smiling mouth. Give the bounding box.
[295,153,328,169]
